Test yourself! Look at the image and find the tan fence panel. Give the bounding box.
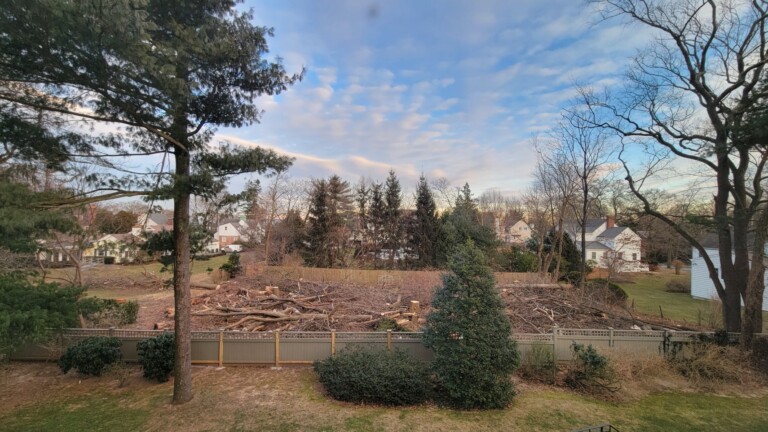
[12,328,755,366]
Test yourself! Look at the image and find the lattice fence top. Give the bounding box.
[55,328,744,342]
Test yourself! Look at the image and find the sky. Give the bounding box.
[216,0,657,197]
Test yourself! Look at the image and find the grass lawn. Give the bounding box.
[618,269,768,332]
[0,363,766,432]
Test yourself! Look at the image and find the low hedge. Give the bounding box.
[314,347,431,406]
[137,333,175,382]
[58,336,122,376]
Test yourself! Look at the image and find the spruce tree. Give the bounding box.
[369,182,386,268]
[423,241,520,409]
[305,180,330,268]
[383,170,403,268]
[408,175,439,268]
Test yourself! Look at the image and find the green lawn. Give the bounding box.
[618,269,768,332]
[0,364,766,432]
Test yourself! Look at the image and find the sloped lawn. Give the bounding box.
[1,363,766,432]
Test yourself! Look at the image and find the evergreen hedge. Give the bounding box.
[58,336,122,376]
[314,347,431,406]
[137,333,175,382]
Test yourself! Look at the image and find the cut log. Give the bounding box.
[154,322,173,330]
[409,301,420,314]
[191,282,221,290]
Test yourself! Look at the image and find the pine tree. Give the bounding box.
[439,182,498,265]
[383,170,403,269]
[423,242,520,409]
[407,175,439,268]
[305,180,330,268]
[326,175,352,267]
[369,182,386,268]
[0,1,300,402]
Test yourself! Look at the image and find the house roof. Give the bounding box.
[598,227,630,239]
[584,241,612,251]
[147,213,169,225]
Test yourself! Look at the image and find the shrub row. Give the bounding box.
[78,297,139,327]
[58,333,174,382]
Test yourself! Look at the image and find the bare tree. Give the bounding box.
[259,169,291,264]
[550,107,616,287]
[584,0,768,333]
[530,142,580,280]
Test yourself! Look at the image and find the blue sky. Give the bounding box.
[219,0,655,196]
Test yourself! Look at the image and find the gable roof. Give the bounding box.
[597,227,630,239]
[584,241,612,251]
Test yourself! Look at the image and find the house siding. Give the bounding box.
[691,247,768,311]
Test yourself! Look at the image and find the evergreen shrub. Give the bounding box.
[314,347,430,406]
[564,343,619,392]
[423,242,520,409]
[58,336,122,376]
[137,333,175,382]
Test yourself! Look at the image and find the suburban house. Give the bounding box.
[565,216,647,272]
[495,218,532,245]
[691,234,768,311]
[207,217,262,252]
[131,212,173,236]
[89,233,144,263]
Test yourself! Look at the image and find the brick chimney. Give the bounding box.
[606,215,615,228]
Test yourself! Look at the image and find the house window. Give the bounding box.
[632,253,637,261]
[618,252,624,259]
[591,252,596,260]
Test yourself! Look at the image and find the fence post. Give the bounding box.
[552,328,558,361]
[331,329,336,356]
[218,331,224,367]
[387,329,392,352]
[609,329,614,348]
[109,327,115,338]
[274,330,280,367]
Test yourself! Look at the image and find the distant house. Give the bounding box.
[90,233,143,263]
[209,216,262,252]
[691,234,768,311]
[495,218,532,245]
[131,212,173,236]
[565,216,647,272]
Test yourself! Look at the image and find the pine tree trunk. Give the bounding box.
[172,144,193,404]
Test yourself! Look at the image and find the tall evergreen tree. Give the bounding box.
[407,175,439,268]
[383,170,403,269]
[423,241,520,409]
[305,180,330,268]
[0,0,300,403]
[369,182,386,268]
[326,175,352,267]
[439,182,497,265]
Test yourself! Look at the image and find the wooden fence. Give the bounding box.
[10,328,736,366]
[258,266,551,287]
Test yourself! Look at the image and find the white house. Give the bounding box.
[90,233,143,263]
[495,218,533,245]
[691,235,768,311]
[566,216,647,272]
[209,217,262,252]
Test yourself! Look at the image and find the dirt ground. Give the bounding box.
[75,252,703,334]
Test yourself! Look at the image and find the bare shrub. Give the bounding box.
[665,280,689,293]
[517,342,556,383]
[668,344,752,387]
[603,349,672,383]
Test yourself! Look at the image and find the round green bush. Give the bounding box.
[314,347,431,406]
[58,336,122,376]
[137,333,175,382]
